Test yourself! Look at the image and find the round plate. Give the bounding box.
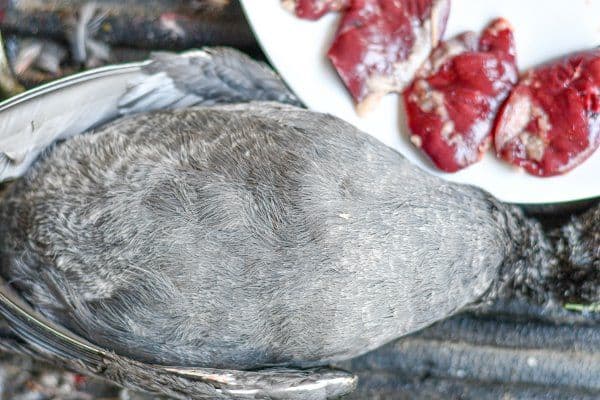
[240,0,600,204]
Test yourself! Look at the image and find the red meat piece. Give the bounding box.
[493,49,600,176]
[403,18,518,172]
[328,0,451,115]
[282,0,350,20]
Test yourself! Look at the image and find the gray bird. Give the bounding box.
[0,48,597,399]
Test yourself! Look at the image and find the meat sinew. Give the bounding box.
[328,0,451,115]
[493,49,600,176]
[403,18,518,172]
[281,0,350,20]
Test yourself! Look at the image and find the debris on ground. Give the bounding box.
[0,0,256,95]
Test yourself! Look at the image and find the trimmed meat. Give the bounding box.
[493,49,600,176]
[328,0,451,115]
[403,18,517,172]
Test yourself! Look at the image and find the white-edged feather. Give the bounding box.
[0,47,298,183]
[0,275,356,399]
[0,62,148,182]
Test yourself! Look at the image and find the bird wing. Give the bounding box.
[118,47,301,114]
[0,48,350,399]
[0,277,355,399]
[0,47,300,183]
[0,62,147,182]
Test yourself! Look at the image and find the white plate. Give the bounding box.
[240,0,600,204]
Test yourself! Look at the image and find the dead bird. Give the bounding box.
[0,48,597,399]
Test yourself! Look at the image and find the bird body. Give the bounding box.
[0,102,507,368]
[0,48,596,399]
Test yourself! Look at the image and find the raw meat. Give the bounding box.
[493,49,600,176]
[403,18,517,172]
[328,0,451,115]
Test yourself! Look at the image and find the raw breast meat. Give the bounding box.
[328,0,451,115]
[403,18,518,172]
[493,49,600,176]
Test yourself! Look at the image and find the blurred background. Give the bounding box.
[0,0,257,99]
[0,1,597,399]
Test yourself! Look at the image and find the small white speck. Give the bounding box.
[338,213,351,220]
[527,356,538,367]
[410,135,423,148]
[159,15,185,38]
[456,369,466,378]
[39,372,59,387]
[244,150,250,157]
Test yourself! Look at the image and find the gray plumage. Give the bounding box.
[0,48,597,399]
[0,101,508,368]
[118,48,301,114]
